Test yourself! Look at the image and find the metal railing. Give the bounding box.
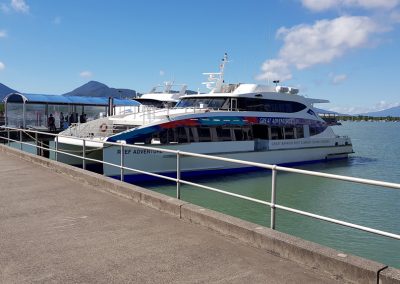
[1,126,399,241]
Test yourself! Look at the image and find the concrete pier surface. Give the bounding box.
[0,150,340,283]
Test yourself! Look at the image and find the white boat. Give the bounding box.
[56,81,189,168]
[58,54,353,181]
[134,81,188,108]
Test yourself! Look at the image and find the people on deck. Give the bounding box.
[79,113,87,124]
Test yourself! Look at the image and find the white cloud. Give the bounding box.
[390,10,400,22]
[79,71,93,78]
[258,16,386,82]
[256,59,292,82]
[11,0,29,13]
[0,61,5,71]
[159,70,165,76]
[0,30,7,38]
[278,16,384,69]
[330,73,347,84]
[302,0,400,11]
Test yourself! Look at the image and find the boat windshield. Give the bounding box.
[135,99,176,108]
[175,97,229,109]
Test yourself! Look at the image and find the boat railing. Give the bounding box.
[58,118,114,138]
[1,126,399,242]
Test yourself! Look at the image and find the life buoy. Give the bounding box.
[100,123,108,132]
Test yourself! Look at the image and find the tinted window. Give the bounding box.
[252,124,269,139]
[309,125,326,136]
[175,97,229,109]
[284,127,295,139]
[295,126,304,139]
[237,98,306,113]
[216,127,232,141]
[270,127,283,140]
[198,127,211,142]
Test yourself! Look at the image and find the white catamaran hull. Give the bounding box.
[103,138,352,182]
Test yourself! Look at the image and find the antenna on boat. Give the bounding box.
[202,53,229,93]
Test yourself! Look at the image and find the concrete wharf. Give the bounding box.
[0,144,399,283]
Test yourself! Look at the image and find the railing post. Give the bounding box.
[82,139,86,170]
[19,130,22,150]
[176,151,181,199]
[35,132,38,155]
[55,135,59,161]
[270,165,277,230]
[120,142,124,181]
[7,128,10,146]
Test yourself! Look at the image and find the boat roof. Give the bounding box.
[179,83,329,104]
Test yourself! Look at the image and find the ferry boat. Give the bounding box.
[58,54,353,181]
[56,81,188,168]
[133,81,188,108]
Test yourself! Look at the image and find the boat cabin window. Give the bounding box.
[198,127,211,142]
[135,99,176,108]
[252,124,269,140]
[216,127,232,141]
[309,125,325,136]
[175,97,230,110]
[141,124,314,144]
[295,126,304,139]
[237,98,306,113]
[270,127,283,140]
[284,127,295,139]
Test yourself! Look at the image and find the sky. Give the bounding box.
[1,0,400,114]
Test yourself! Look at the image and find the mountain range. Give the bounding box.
[63,81,136,98]
[360,106,400,117]
[0,83,17,101]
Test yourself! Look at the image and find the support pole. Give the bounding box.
[176,151,181,199]
[270,166,277,229]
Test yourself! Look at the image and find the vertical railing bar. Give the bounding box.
[55,135,59,161]
[82,139,86,170]
[270,165,277,230]
[7,128,10,146]
[35,131,38,156]
[176,151,181,199]
[120,142,124,181]
[19,129,22,150]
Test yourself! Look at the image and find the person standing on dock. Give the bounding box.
[47,114,56,132]
[59,112,65,129]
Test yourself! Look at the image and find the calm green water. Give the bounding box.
[5,122,399,267]
[145,122,400,268]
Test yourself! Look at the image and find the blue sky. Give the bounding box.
[1,0,400,113]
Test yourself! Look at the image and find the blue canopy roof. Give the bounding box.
[3,93,139,106]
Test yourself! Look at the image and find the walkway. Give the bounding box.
[0,151,338,283]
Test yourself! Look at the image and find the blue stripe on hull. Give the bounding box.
[108,156,348,184]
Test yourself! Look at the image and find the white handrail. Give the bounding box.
[1,126,399,242]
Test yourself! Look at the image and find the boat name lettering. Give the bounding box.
[258,117,298,125]
[117,149,163,155]
[271,139,330,146]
